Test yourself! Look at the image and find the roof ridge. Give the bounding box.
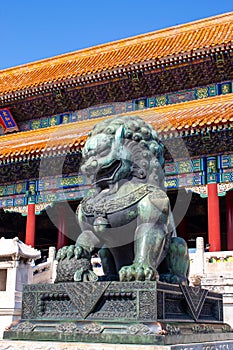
[0,11,233,75]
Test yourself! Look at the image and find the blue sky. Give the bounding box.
[0,0,232,70]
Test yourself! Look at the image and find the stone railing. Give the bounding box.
[203,252,233,275]
[189,237,233,327]
[33,261,54,284]
[189,243,233,278]
[32,247,57,284]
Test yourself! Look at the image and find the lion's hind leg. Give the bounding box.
[160,237,190,285]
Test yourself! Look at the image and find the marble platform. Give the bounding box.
[1,340,233,350]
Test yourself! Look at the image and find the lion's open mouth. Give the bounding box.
[94,160,122,187]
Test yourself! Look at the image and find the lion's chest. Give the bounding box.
[80,184,151,227]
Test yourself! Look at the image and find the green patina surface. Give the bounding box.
[56,115,189,284]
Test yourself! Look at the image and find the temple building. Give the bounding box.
[0,12,232,253]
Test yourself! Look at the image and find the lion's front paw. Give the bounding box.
[119,263,158,282]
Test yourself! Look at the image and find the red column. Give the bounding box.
[57,205,68,250]
[207,183,221,252]
[25,203,36,247]
[226,190,233,251]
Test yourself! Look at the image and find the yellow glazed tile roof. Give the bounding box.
[144,94,233,132]
[0,12,232,95]
[0,94,232,159]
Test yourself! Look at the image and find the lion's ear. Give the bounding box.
[115,125,125,146]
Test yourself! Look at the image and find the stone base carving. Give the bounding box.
[4,281,233,345]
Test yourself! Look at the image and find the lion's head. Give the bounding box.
[81,115,165,190]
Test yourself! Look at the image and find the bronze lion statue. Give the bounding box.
[56,115,189,284]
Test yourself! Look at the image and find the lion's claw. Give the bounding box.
[56,246,69,261]
[74,244,90,259]
[74,246,82,259]
[66,245,75,259]
[119,263,158,282]
[135,267,145,281]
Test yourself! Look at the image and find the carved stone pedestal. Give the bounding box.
[4,281,233,346]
